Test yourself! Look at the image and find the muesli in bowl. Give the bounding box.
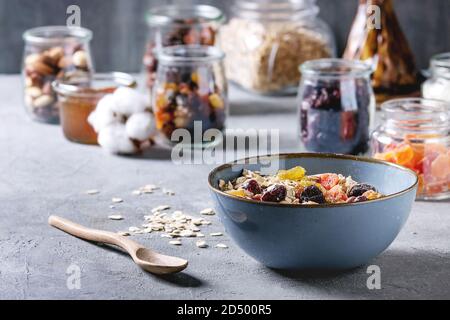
[219,166,383,205]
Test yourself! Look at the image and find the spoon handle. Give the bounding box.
[48,215,141,253]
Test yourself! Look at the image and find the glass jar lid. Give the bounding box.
[146,5,225,26]
[232,0,319,21]
[23,26,93,44]
[156,45,225,66]
[430,52,450,80]
[381,98,450,134]
[52,72,136,98]
[300,58,373,79]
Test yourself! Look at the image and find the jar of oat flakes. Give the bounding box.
[220,0,335,95]
[23,26,94,123]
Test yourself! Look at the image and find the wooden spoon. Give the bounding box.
[48,215,188,275]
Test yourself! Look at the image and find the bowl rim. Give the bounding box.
[208,153,419,208]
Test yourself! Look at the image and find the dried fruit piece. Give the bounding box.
[242,179,261,194]
[348,183,376,197]
[299,185,325,204]
[277,166,306,181]
[226,189,246,198]
[261,184,287,202]
[319,173,340,190]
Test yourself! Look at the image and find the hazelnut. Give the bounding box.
[72,50,88,68]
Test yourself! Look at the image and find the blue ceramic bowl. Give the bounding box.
[208,153,418,270]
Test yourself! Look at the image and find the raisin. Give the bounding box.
[261,184,287,202]
[348,183,376,197]
[299,185,325,204]
[354,195,368,202]
[242,179,261,195]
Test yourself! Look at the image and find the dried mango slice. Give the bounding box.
[393,144,415,166]
[226,189,246,198]
[277,166,306,181]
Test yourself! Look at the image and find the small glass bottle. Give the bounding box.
[22,26,94,124]
[298,59,375,155]
[143,5,224,92]
[220,0,335,95]
[152,45,228,148]
[422,52,450,103]
[371,98,450,200]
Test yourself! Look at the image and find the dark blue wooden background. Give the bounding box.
[1,0,449,73]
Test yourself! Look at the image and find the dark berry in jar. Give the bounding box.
[347,183,376,197]
[299,185,325,204]
[242,179,261,195]
[261,184,287,202]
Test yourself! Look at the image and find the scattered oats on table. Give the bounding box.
[200,208,215,215]
[112,197,123,203]
[215,243,228,249]
[85,189,100,195]
[210,232,223,237]
[108,214,124,220]
[196,240,208,248]
[169,240,182,246]
[117,231,130,236]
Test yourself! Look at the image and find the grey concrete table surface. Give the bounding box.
[0,74,449,300]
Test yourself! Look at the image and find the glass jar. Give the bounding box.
[152,45,228,148]
[143,5,225,92]
[22,26,94,123]
[53,73,136,145]
[298,59,375,155]
[422,52,450,103]
[371,98,450,200]
[220,0,335,95]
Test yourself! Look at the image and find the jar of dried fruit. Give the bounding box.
[152,45,227,148]
[22,26,94,124]
[298,59,375,155]
[422,53,450,103]
[143,5,225,92]
[220,0,335,95]
[371,98,450,200]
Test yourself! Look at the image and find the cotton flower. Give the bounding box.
[125,112,154,141]
[111,87,147,115]
[88,94,118,132]
[97,123,137,154]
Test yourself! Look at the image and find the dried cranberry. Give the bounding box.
[354,195,368,202]
[299,185,325,204]
[242,179,261,194]
[348,183,376,197]
[261,184,287,202]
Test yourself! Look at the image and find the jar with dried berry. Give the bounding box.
[22,26,94,124]
[143,5,224,92]
[152,45,227,148]
[52,73,137,145]
[298,59,375,155]
[371,98,450,200]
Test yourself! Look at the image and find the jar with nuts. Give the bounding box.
[22,26,94,123]
[152,45,228,148]
[220,0,335,95]
[143,5,224,92]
